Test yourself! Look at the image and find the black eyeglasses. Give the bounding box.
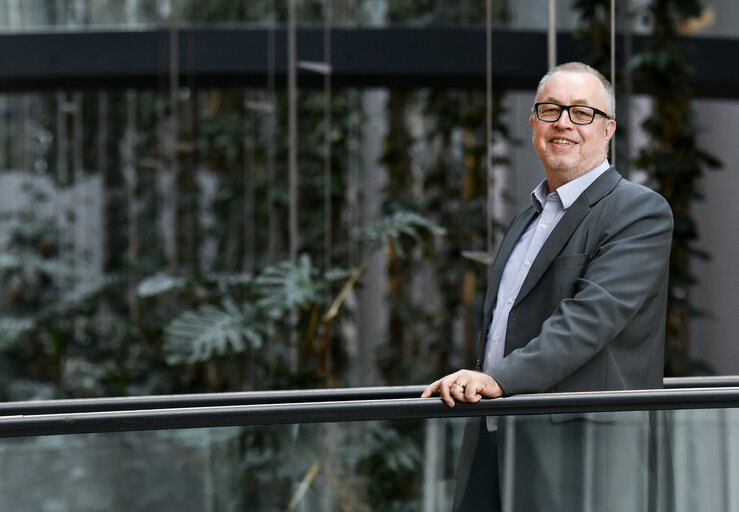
[534,102,612,125]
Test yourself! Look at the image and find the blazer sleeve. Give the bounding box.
[488,186,673,396]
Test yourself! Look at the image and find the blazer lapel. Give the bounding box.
[478,207,538,348]
[514,168,622,306]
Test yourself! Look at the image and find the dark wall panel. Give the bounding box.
[0,28,736,98]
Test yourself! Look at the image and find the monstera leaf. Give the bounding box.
[163,297,264,364]
[353,210,446,257]
[161,211,445,366]
[255,255,326,319]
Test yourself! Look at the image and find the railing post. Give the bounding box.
[422,417,446,511]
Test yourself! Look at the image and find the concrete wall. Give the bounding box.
[691,99,739,375]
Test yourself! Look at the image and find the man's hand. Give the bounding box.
[420,369,504,407]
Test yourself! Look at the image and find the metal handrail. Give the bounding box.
[663,376,739,388]
[1,376,737,417]
[0,386,424,416]
[2,384,738,439]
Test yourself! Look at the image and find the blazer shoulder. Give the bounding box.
[589,170,671,212]
[592,179,675,239]
[611,179,672,213]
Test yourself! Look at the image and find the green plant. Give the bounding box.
[572,0,721,376]
[631,0,721,376]
[0,183,133,399]
[156,210,444,387]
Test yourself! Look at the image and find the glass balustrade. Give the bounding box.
[1,397,738,511]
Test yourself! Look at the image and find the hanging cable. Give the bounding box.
[267,3,277,264]
[461,0,496,268]
[623,0,633,178]
[168,0,180,274]
[547,0,557,68]
[323,0,332,276]
[486,0,493,259]
[610,0,616,166]
[288,0,298,264]
[295,3,334,273]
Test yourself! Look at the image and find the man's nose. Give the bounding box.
[554,109,575,128]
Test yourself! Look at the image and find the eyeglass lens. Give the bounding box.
[537,103,595,124]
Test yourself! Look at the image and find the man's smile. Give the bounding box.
[550,137,577,147]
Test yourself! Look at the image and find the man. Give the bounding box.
[422,62,674,511]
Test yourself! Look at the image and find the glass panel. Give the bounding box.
[455,408,739,512]
[0,418,464,511]
[0,0,520,31]
[2,2,738,42]
[496,411,672,512]
[671,408,739,511]
[1,408,738,511]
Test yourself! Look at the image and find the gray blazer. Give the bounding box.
[455,168,674,512]
[482,167,672,394]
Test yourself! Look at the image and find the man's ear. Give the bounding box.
[605,119,616,142]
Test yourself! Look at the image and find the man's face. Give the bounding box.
[530,71,616,188]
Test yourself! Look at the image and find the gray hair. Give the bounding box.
[535,62,616,119]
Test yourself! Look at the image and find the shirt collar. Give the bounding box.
[531,159,611,211]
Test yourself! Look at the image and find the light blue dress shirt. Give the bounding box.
[483,159,611,429]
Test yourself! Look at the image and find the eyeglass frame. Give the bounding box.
[533,102,613,125]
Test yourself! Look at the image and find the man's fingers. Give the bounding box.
[422,370,503,408]
[464,383,482,403]
[439,378,456,407]
[421,371,496,407]
[420,379,441,398]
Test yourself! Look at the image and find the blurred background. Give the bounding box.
[0,1,737,511]
[0,0,736,402]
[0,0,736,398]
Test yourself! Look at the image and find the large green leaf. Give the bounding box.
[353,210,446,257]
[163,298,263,365]
[255,255,325,319]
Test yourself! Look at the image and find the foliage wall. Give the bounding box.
[0,2,503,510]
[0,1,508,400]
